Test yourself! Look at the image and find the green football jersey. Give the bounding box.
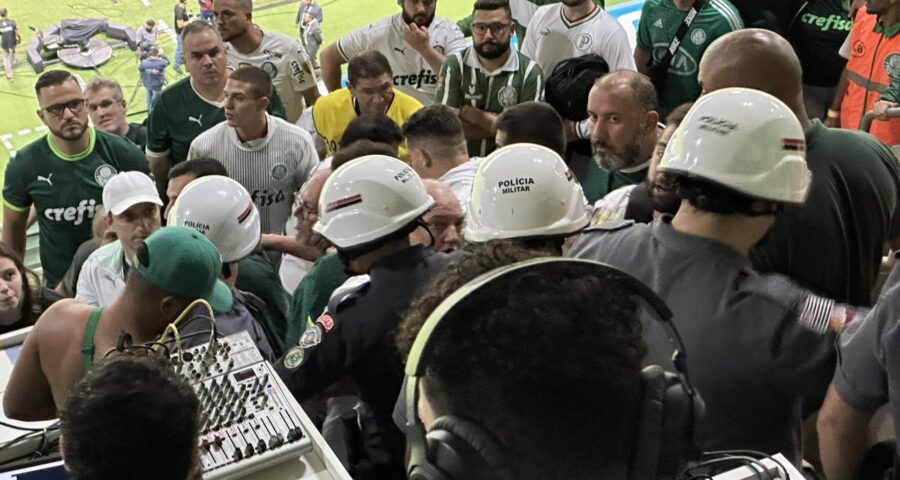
[437,48,543,157]
[146,77,287,165]
[2,129,149,287]
[637,0,742,112]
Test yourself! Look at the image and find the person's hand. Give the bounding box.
[873,100,899,119]
[404,23,431,53]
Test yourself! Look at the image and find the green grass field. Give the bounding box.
[0,0,630,197]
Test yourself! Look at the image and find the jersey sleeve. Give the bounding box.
[2,156,31,211]
[336,24,372,62]
[602,26,638,71]
[112,137,150,173]
[831,270,900,411]
[520,13,540,62]
[288,42,318,93]
[145,95,172,158]
[435,53,464,108]
[274,309,348,401]
[520,58,544,103]
[636,1,654,50]
[442,23,467,56]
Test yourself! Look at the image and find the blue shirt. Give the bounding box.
[139,57,169,91]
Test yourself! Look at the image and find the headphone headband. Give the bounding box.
[404,256,694,430]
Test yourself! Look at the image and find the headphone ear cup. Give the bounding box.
[630,366,705,480]
[658,369,704,477]
[630,366,668,480]
[426,416,513,480]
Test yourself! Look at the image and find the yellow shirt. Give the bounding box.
[312,88,423,162]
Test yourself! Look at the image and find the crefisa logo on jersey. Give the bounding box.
[43,198,100,225]
[393,69,438,88]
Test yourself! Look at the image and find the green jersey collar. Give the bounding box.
[46,127,96,162]
[463,47,519,75]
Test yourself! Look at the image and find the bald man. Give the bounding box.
[410,180,464,253]
[699,29,900,308]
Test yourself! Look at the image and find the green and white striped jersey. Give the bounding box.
[436,48,543,157]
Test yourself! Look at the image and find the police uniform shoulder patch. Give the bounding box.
[283,345,305,369]
[584,219,635,232]
[300,322,324,346]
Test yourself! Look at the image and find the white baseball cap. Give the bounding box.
[102,171,163,215]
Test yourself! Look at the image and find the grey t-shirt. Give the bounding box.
[832,258,900,438]
[567,216,836,463]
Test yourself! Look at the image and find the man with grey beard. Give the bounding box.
[585,70,660,201]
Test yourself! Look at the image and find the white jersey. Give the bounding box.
[337,13,466,105]
[187,114,319,237]
[521,3,636,76]
[227,29,318,124]
[438,157,481,210]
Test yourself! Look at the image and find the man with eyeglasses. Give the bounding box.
[84,77,148,150]
[436,0,542,157]
[1,70,149,289]
[319,0,466,105]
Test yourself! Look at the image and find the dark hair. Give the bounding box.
[397,240,553,356]
[675,175,780,215]
[34,70,76,98]
[0,9,7,17]
[146,19,155,27]
[401,256,646,480]
[494,101,566,157]
[665,101,693,127]
[168,157,229,179]
[593,70,659,113]
[347,50,393,86]
[332,139,399,170]
[60,354,200,480]
[402,105,466,154]
[339,114,403,149]
[473,0,511,17]
[0,242,40,325]
[229,66,272,99]
[181,19,220,44]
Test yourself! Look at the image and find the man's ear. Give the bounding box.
[421,148,434,169]
[645,110,660,134]
[160,295,189,319]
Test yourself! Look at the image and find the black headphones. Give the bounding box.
[403,258,705,480]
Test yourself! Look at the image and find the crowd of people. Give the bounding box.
[1,0,900,479]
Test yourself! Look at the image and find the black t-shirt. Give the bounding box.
[174,3,189,34]
[789,0,851,87]
[728,0,796,34]
[0,19,17,50]
[125,123,147,151]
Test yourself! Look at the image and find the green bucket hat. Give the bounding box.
[134,226,233,312]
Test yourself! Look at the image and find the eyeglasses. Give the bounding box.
[42,98,85,118]
[471,22,511,37]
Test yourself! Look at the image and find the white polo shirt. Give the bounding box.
[76,240,128,307]
[337,13,466,105]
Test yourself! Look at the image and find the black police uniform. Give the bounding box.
[275,245,459,479]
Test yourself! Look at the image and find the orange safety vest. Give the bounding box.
[840,7,900,145]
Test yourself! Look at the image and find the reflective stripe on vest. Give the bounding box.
[840,7,900,144]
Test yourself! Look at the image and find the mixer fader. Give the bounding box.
[173,331,313,480]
